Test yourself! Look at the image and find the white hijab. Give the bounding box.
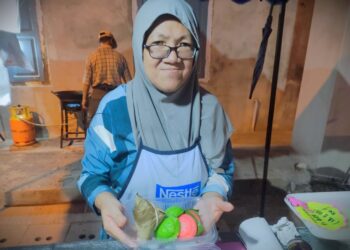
[126,0,233,168]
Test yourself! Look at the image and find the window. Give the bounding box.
[135,0,210,79]
[7,0,44,83]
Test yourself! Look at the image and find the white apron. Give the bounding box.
[119,141,209,203]
[100,141,209,240]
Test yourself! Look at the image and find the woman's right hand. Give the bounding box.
[95,192,137,248]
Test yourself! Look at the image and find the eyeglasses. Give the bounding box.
[143,44,196,59]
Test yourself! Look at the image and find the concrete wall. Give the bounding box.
[318,2,350,171]
[2,0,348,172]
[1,0,299,145]
[202,0,298,146]
[209,0,296,90]
[292,0,350,170]
[1,0,133,139]
[40,0,134,89]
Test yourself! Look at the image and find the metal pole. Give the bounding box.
[260,0,287,217]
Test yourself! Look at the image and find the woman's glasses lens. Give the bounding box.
[146,45,194,59]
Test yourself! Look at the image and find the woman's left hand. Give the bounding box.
[194,192,234,232]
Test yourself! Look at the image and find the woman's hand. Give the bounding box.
[194,192,234,232]
[95,192,137,248]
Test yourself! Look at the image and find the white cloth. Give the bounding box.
[0,51,11,106]
[0,0,20,33]
[239,217,283,250]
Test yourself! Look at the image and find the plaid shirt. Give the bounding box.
[83,45,132,88]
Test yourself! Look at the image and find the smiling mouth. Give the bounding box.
[161,68,181,71]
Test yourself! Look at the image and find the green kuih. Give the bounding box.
[155,217,181,240]
[185,209,204,236]
[165,206,184,218]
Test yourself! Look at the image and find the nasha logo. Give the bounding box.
[156,182,201,198]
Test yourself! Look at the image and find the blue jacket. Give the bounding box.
[77,84,235,213]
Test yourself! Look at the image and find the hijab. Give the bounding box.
[126,0,233,169]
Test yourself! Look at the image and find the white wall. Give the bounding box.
[292,0,350,170]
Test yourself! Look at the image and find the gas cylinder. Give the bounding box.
[9,105,36,146]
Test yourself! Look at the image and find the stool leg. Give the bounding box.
[74,111,79,138]
[0,113,6,141]
[66,110,74,146]
[60,105,64,148]
[83,109,87,138]
[65,108,68,140]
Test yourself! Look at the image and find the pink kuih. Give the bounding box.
[178,214,197,239]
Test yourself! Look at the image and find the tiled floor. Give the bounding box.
[0,138,320,248]
[0,194,290,249]
[0,203,100,248]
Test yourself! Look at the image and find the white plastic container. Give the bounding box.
[122,196,219,250]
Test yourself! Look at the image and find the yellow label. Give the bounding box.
[296,202,346,230]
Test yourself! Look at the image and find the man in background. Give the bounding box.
[82,30,132,126]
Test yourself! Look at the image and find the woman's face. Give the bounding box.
[143,19,194,93]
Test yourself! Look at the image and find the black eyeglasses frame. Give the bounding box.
[143,44,197,59]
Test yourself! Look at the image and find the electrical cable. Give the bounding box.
[17,116,82,127]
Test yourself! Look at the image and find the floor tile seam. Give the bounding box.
[0,214,98,221]
[0,218,101,226]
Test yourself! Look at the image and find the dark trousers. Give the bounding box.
[87,88,109,127]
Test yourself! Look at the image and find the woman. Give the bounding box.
[78,0,235,247]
